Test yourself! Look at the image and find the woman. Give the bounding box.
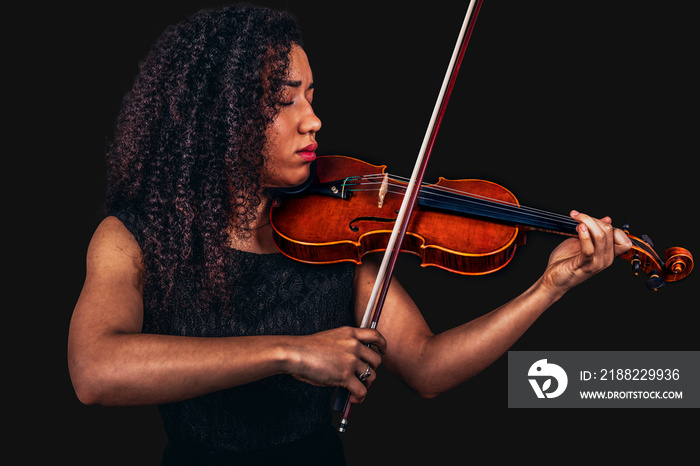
[68,5,631,465]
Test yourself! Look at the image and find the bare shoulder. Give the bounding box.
[91,216,141,253]
[71,216,145,338]
[86,216,144,286]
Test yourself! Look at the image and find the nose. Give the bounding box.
[299,104,322,135]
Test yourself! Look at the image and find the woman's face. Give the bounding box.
[262,44,322,189]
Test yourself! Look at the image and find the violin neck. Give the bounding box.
[418,188,579,236]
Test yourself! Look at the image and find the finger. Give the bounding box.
[346,376,369,403]
[349,364,378,402]
[358,344,382,372]
[356,362,372,382]
[590,216,616,260]
[595,214,632,255]
[571,211,595,261]
[613,226,633,255]
[572,211,615,261]
[573,211,610,245]
[344,362,377,403]
[355,328,388,355]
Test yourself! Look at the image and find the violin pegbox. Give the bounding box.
[619,223,693,291]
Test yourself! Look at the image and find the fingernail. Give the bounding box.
[571,210,580,217]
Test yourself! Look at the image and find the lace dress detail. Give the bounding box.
[113,210,356,454]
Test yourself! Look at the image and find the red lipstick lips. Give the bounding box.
[297,142,318,162]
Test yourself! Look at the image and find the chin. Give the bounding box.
[263,177,305,196]
[290,165,314,186]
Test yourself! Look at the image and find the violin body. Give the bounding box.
[271,155,693,289]
[271,155,523,275]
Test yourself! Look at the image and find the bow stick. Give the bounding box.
[338,0,485,433]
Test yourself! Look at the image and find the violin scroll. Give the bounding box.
[664,247,694,276]
[618,227,693,291]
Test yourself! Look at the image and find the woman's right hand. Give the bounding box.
[284,326,387,403]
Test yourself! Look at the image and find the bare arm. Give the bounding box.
[355,212,632,398]
[68,217,385,406]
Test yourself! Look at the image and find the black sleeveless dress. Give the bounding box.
[113,210,356,465]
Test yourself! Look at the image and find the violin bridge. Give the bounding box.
[378,173,389,208]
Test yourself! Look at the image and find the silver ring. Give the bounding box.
[359,363,371,382]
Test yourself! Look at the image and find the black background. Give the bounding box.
[15,0,697,464]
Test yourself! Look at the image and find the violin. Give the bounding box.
[270,155,693,290]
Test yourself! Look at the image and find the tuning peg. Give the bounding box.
[631,253,641,276]
[646,270,665,291]
[641,234,654,247]
[621,222,630,232]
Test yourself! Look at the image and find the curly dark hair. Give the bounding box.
[105,5,302,312]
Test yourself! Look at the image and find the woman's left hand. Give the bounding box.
[541,211,632,295]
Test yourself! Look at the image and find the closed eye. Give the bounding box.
[280,79,314,107]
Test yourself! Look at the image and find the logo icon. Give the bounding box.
[528,359,568,398]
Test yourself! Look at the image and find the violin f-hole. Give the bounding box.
[349,216,396,232]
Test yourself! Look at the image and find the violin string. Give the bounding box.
[342,174,579,229]
[343,175,656,268]
[352,184,577,231]
[344,174,655,259]
[351,173,575,224]
[345,173,566,225]
[346,175,561,221]
[410,185,578,230]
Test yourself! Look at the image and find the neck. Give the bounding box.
[228,197,278,253]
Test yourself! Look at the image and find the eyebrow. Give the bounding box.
[283,80,314,90]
